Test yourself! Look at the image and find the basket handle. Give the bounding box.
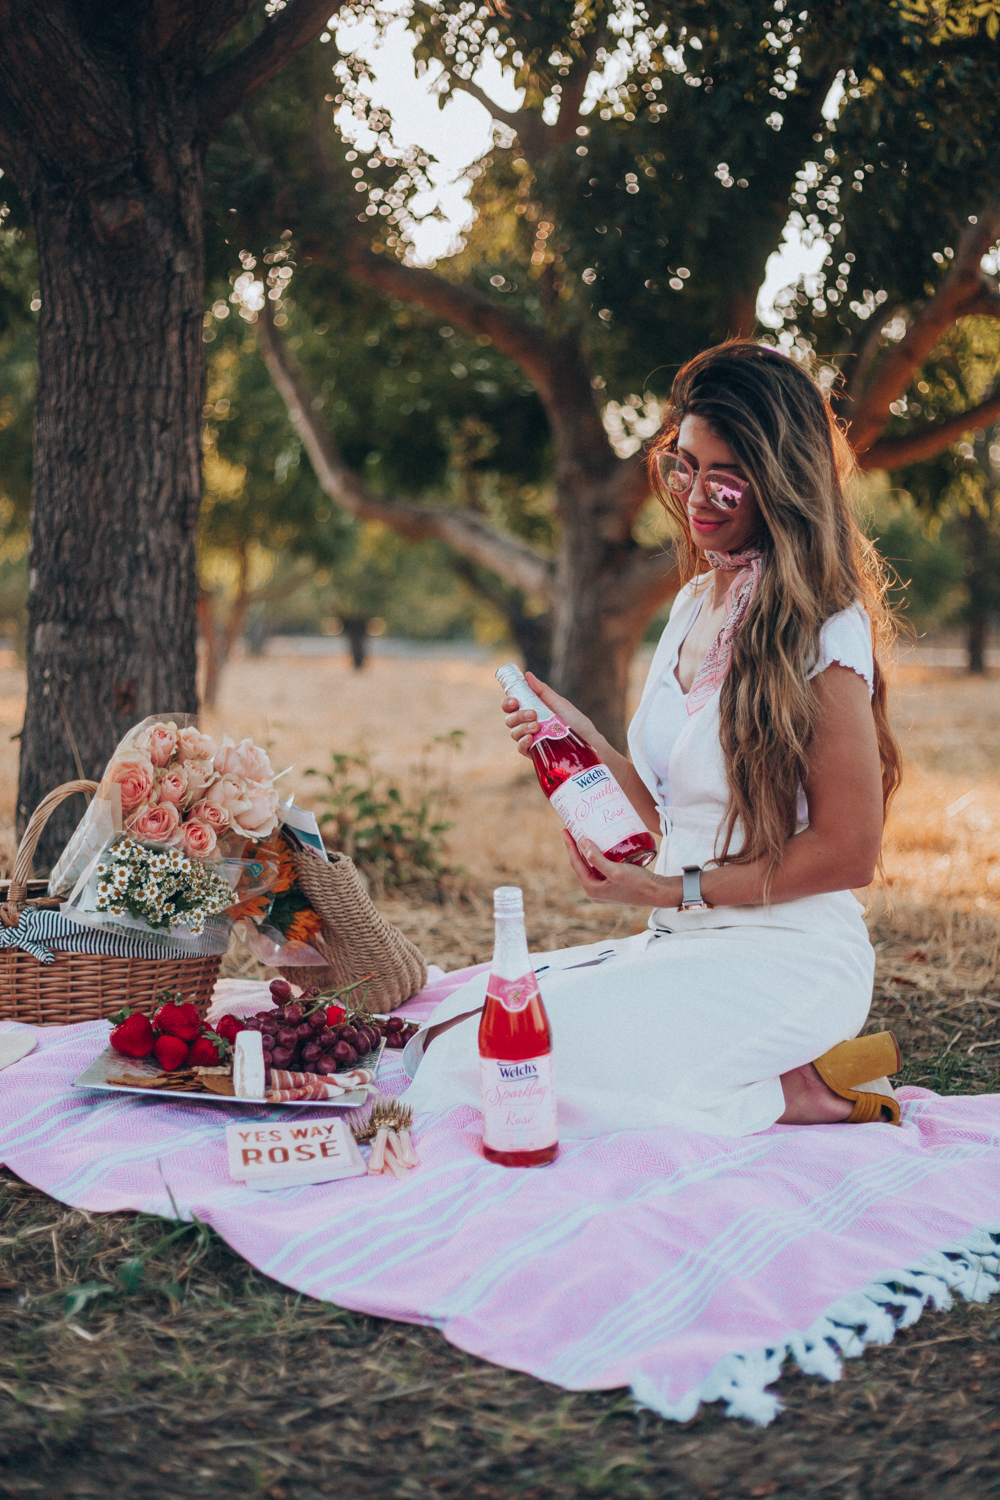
[3,780,99,920]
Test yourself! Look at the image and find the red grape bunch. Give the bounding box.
[227,978,419,1082]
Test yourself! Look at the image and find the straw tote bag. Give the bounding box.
[277,848,427,1014]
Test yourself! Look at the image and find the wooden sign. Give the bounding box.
[226,1116,366,1190]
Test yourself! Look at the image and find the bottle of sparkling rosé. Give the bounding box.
[478,886,558,1168]
[496,664,657,869]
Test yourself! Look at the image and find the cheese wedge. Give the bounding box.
[233,1030,266,1099]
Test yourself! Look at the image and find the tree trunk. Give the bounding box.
[17,132,203,869]
[343,617,369,670]
[957,505,993,676]
[967,614,987,675]
[198,590,222,711]
[551,484,671,751]
[450,557,553,679]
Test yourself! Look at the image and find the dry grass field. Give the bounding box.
[1,649,999,1499]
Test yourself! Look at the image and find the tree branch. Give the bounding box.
[458,77,523,134]
[456,28,600,160]
[342,242,615,473]
[298,106,616,474]
[193,1,260,60]
[857,388,1000,472]
[0,5,131,170]
[834,308,904,417]
[453,76,548,158]
[256,303,555,600]
[846,209,1000,454]
[199,0,341,134]
[548,28,602,151]
[148,0,255,59]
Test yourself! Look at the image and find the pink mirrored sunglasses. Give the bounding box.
[655,451,751,512]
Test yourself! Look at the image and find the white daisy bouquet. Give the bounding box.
[92,839,235,937]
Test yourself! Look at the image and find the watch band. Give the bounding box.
[678,864,714,912]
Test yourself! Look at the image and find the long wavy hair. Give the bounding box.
[648,341,902,885]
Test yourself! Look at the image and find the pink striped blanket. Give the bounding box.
[1,968,998,1424]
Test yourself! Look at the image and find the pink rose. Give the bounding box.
[146,723,178,769]
[188,798,230,832]
[178,818,217,859]
[128,802,180,844]
[212,736,241,777]
[214,735,273,782]
[232,781,279,838]
[182,757,217,799]
[156,766,188,805]
[107,752,155,813]
[204,773,253,826]
[233,738,274,784]
[176,726,218,762]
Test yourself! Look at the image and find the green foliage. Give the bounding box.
[397,0,1000,384]
[862,477,964,625]
[306,730,465,891]
[203,286,538,644]
[870,319,1000,647]
[1,3,997,656]
[201,326,352,571]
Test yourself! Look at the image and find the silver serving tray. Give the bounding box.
[72,1036,385,1110]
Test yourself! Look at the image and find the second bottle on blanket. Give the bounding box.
[479,886,558,1167]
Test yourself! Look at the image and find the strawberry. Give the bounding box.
[153,1034,190,1072]
[109,1007,155,1059]
[325,1004,346,1028]
[214,1013,244,1045]
[151,996,202,1041]
[188,1031,229,1067]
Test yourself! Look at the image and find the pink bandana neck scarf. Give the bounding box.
[685,546,766,715]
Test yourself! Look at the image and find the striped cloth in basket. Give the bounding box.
[0,908,229,964]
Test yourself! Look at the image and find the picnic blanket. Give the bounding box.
[1,967,998,1425]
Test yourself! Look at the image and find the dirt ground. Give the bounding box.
[1,650,998,1499]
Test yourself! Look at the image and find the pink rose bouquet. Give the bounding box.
[104,717,280,861]
[49,712,286,907]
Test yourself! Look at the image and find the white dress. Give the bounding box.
[402,580,878,1138]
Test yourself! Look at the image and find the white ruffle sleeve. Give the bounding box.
[808,605,874,697]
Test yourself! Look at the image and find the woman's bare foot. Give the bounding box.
[778,1062,854,1124]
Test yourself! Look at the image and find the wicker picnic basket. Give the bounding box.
[0,780,222,1026]
[277,848,427,1014]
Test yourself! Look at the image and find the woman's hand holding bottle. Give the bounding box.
[501,673,603,758]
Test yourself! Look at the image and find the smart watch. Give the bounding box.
[677,865,714,912]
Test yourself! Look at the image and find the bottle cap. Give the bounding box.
[493,885,524,916]
[495,663,525,694]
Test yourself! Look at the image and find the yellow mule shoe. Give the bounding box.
[813,1032,902,1126]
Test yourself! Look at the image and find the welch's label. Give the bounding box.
[480,1053,557,1153]
[549,763,648,852]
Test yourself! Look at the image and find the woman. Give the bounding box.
[402,342,904,1137]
